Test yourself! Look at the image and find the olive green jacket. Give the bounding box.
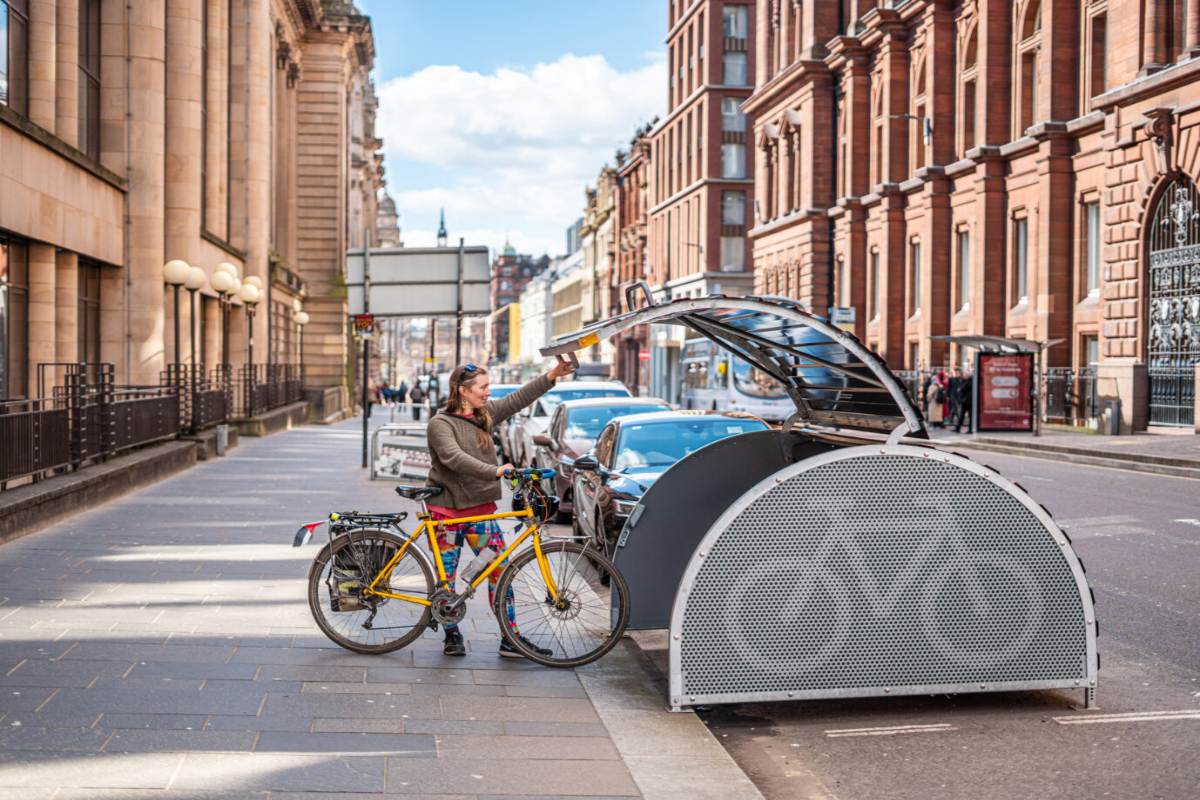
[424,374,554,509]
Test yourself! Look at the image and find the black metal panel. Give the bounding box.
[614,429,842,630]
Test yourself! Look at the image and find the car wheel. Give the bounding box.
[597,510,613,587]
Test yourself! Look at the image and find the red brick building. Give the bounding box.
[746,0,1200,431]
[646,0,758,400]
[613,127,654,394]
[490,244,549,363]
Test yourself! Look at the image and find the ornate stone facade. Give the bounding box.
[0,0,383,408]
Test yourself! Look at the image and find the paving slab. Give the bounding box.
[0,418,774,799]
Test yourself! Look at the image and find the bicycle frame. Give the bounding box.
[362,506,561,606]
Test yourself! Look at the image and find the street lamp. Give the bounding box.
[239,281,260,417]
[162,259,190,368]
[184,266,207,428]
[295,309,310,383]
[209,268,239,387]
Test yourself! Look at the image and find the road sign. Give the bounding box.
[828,306,856,332]
[639,349,650,361]
[346,246,491,317]
[353,313,375,338]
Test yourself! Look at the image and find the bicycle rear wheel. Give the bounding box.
[306,528,433,654]
[493,540,630,668]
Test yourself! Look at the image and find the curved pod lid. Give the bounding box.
[540,294,926,437]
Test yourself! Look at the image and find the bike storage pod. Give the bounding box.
[543,293,1099,712]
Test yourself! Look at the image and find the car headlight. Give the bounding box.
[613,498,638,516]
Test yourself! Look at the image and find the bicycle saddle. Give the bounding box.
[395,485,443,501]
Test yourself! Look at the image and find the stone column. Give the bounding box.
[26,244,57,398]
[55,0,78,146]
[54,251,78,363]
[1188,0,1200,58]
[164,0,203,270]
[126,0,168,384]
[1141,0,1165,74]
[245,0,271,358]
[28,0,57,130]
[754,0,769,86]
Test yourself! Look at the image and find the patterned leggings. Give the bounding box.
[434,519,517,635]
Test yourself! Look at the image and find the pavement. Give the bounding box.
[930,426,1200,479]
[0,416,761,799]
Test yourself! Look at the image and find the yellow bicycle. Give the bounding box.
[294,469,631,667]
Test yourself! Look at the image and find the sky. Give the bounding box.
[359,1,667,259]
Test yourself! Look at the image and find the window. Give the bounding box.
[0,237,28,400]
[957,230,970,310]
[1,0,29,114]
[1083,334,1099,366]
[1089,11,1107,100]
[78,0,101,159]
[720,237,745,271]
[837,258,849,305]
[1014,217,1029,304]
[78,261,101,364]
[909,240,922,315]
[723,5,747,39]
[721,97,745,132]
[1017,1,1042,134]
[721,191,746,226]
[962,80,976,155]
[1084,201,1100,295]
[870,250,880,320]
[723,51,748,85]
[721,143,746,178]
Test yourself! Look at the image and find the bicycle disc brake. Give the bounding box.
[429,588,468,626]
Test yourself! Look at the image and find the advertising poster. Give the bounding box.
[975,353,1034,431]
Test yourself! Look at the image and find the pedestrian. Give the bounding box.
[424,358,578,658]
[408,380,425,421]
[947,368,962,425]
[953,371,973,433]
[926,370,947,427]
[396,379,409,408]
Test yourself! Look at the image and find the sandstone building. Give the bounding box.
[0,0,383,413]
[746,0,1200,430]
[646,0,758,401]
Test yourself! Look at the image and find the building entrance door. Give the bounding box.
[1147,176,1200,427]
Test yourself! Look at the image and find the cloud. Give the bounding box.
[375,53,664,256]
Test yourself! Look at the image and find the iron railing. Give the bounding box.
[0,397,72,485]
[3,363,180,487]
[233,364,304,419]
[1148,366,1195,428]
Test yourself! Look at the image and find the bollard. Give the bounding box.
[215,424,229,456]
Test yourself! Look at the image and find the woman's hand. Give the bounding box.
[546,358,578,382]
[496,463,515,478]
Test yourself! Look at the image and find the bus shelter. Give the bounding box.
[542,290,1099,712]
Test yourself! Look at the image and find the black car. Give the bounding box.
[571,410,768,558]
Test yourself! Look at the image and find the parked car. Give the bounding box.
[529,396,671,521]
[507,380,632,466]
[486,384,519,454]
[571,410,769,558]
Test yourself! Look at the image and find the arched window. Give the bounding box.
[1016,0,1042,135]
[912,56,928,168]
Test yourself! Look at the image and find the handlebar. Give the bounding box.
[503,467,556,481]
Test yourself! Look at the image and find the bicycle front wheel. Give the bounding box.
[306,528,433,654]
[493,540,630,668]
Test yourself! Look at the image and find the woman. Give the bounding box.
[424,359,576,658]
[926,370,947,427]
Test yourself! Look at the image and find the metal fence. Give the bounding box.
[233,364,305,420]
[2,363,182,487]
[1148,367,1195,428]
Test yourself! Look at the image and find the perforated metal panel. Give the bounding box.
[669,445,1098,710]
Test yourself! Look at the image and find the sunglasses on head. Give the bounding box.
[463,363,478,373]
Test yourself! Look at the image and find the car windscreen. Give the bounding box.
[565,404,671,439]
[543,388,630,413]
[614,418,768,469]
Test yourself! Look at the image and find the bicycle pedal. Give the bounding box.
[428,618,439,632]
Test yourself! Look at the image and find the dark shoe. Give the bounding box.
[443,630,466,657]
[500,634,553,659]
